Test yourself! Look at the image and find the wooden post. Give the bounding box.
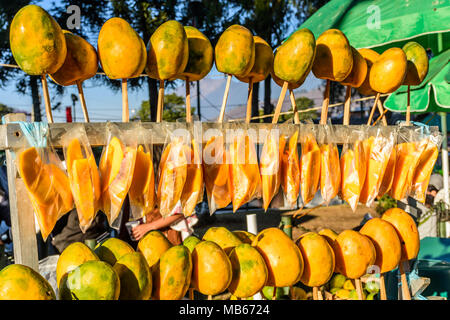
[377,99,388,126]
[186,79,192,123]
[355,278,364,300]
[367,93,381,125]
[312,286,319,300]
[320,80,330,125]
[122,79,129,123]
[406,85,411,125]
[4,113,39,271]
[343,86,351,125]
[41,75,53,123]
[217,74,232,123]
[289,90,300,124]
[272,81,288,124]
[245,78,254,124]
[157,80,165,123]
[380,273,387,300]
[76,81,90,123]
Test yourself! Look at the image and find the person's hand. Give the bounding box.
[132,223,154,241]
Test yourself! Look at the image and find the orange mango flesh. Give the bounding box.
[99,136,124,193]
[378,146,397,198]
[260,131,285,211]
[66,138,101,231]
[320,143,341,204]
[157,138,188,217]
[281,133,300,207]
[203,136,231,211]
[181,140,204,217]
[18,147,73,240]
[340,140,366,211]
[411,141,439,203]
[300,133,321,205]
[229,134,262,212]
[359,136,392,205]
[389,141,426,201]
[129,145,155,217]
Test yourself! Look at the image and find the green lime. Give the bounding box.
[330,274,347,289]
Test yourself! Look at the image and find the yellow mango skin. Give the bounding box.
[202,136,232,211]
[411,142,439,203]
[296,232,335,287]
[10,5,66,76]
[281,133,300,206]
[273,28,316,84]
[0,264,56,300]
[229,135,262,212]
[152,245,192,300]
[192,241,233,296]
[56,242,99,290]
[300,134,321,205]
[98,17,147,80]
[312,29,353,82]
[369,47,407,94]
[332,230,376,279]
[232,230,256,244]
[341,47,367,87]
[138,231,172,269]
[252,227,304,287]
[382,208,420,262]
[179,26,213,81]
[402,41,429,86]
[147,20,189,80]
[320,143,341,204]
[202,227,243,255]
[318,228,338,247]
[271,68,302,90]
[50,31,98,86]
[260,130,284,211]
[236,36,274,83]
[215,24,255,77]
[228,244,268,298]
[360,218,401,273]
[357,48,380,96]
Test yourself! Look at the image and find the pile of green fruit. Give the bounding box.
[326,274,379,300]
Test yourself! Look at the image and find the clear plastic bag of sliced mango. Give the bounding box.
[17,144,73,241]
[60,124,101,233]
[157,123,203,218]
[318,123,341,205]
[388,126,428,201]
[99,123,138,227]
[128,124,156,221]
[339,127,367,212]
[300,123,321,206]
[203,125,231,214]
[410,128,443,203]
[227,123,262,212]
[280,126,300,209]
[359,126,396,207]
[259,126,284,211]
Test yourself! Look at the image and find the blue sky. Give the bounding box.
[0,1,322,122]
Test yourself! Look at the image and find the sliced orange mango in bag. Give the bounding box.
[18,147,56,206]
[320,143,341,204]
[411,141,439,203]
[281,133,300,207]
[340,140,366,211]
[66,138,84,175]
[46,164,73,215]
[71,158,95,226]
[129,145,152,207]
[260,131,285,211]
[300,133,321,205]
[30,197,58,241]
[203,136,231,211]
[389,140,426,201]
[157,138,188,217]
[378,146,397,197]
[99,136,124,193]
[181,139,204,217]
[229,134,261,212]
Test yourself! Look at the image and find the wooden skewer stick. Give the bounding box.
[355,278,364,300]
[189,288,194,300]
[122,79,129,122]
[367,92,381,125]
[380,273,387,300]
[320,80,330,125]
[157,80,165,123]
[313,286,319,300]
[399,261,412,300]
[217,74,232,123]
[76,80,90,122]
[289,89,300,124]
[406,85,411,125]
[343,85,351,126]
[207,295,212,300]
[377,99,388,126]
[41,75,54,123]
[372,107,389,127]
[272,81,289,124]
[245,78,254,124]
[186,78,192,123]
[272,287,277,300]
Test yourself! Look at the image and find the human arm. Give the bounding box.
[131,213,184,241]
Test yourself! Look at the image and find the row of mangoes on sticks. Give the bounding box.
[9,4,427,118]
[0,207,418,300]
